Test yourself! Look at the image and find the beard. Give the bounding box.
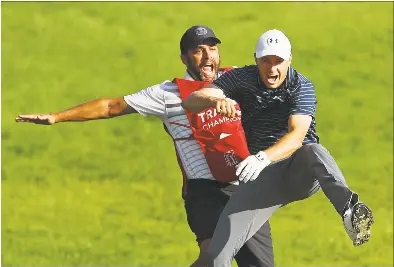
[186,56,221,82]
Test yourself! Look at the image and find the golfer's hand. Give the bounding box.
[15,114,56,125]
[215,98,237,118]
[236,151,271,183]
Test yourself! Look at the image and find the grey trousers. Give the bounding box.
[204,143,354,267]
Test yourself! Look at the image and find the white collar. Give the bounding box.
[183,71,195,81]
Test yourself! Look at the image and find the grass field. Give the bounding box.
[1,2,393,266]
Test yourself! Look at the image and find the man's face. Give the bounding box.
[255,55,291,88]
[181,39,220,82]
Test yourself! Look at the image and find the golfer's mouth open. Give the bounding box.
[267,75,279,85]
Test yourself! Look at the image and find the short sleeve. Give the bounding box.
[123,82,167,120]
[289,74,317,116]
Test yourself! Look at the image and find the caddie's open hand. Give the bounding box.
[236,151,271,183]
[15,114,56,125]
[215,98,237,118]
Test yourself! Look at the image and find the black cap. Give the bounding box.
[180,25,221,55]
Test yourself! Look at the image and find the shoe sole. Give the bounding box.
[352,204,374,247]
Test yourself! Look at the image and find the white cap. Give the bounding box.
[255,29,292,60]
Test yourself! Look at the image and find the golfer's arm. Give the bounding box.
[264,115,312,161]
[183,84,226,113]
[53,97,136,123]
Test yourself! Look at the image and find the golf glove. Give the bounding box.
[236,151,271,183]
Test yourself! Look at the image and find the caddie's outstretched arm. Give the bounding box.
[15,97,136,125]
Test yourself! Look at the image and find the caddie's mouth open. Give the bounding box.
[199,63,216,81]
[202,64,214,73]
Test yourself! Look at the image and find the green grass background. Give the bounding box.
[1,2,393,266]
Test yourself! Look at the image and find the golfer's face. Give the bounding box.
[185,41,220,82]
[256,55,291,88]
